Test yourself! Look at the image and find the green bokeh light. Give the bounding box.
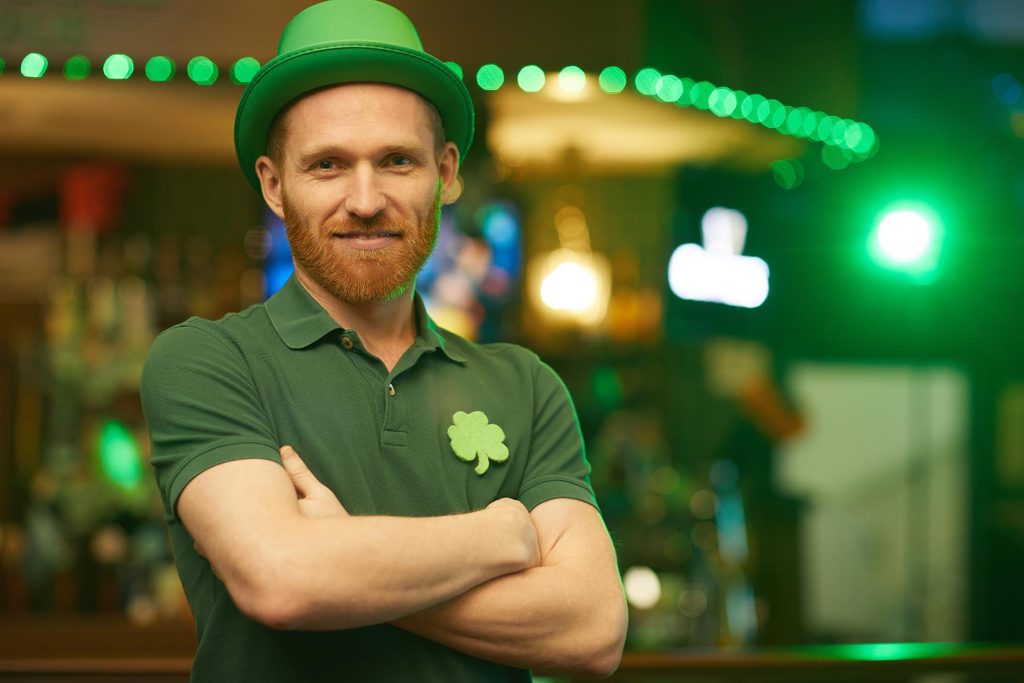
[730,91,749,119]
[445,61,463,80]
[145,56,175,82]
[821,144,851,170]
[870,204,941,275]
[21,53,48,78]
[771,159,804,190]
[64,55,91,81]
[476,63,504,91]
[0,57,5,75]
[784,107,804,136]
[831,118,849,146]
[230,57,261,85]
[708,87,737,117]
[103,54,134,80]
[558,65,586,93]
[516,65,545,92]
[634,67,661,96]
[854,124,878,155]
[803,110,821,139]
[98,420,143,491]
[677,77,696,106]
[188,56,218,85]
[598,66,627,93]
[743,94,766,122]
[655,74,683,102]
[817,115,836,141]
[764,100,786,129]
[690,81,714,110]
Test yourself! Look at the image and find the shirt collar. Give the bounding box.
[265,273,467,364]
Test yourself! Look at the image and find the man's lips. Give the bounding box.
[331,231,401,250]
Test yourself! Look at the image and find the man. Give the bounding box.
[140,1,627,680]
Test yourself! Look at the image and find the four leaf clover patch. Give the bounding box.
[448,411,508,475]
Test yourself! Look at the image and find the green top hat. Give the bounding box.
[234,0,475,190]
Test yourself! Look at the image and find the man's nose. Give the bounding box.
[343,165,387,219]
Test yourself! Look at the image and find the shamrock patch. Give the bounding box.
[447,411,509,475]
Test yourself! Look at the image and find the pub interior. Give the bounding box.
[1,1,1023,681]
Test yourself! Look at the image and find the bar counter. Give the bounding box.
[1,617,1022,681]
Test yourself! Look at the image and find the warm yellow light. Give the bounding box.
[529,249,610,326]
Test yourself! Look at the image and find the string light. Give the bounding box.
[63,55,91,81]
[187,56,218,85]
[145,56,175,82]
[230,57,260,85]
[21,53,48,78]
[12,51,877,168]
[103,54,134,80]
[476,63,504,91]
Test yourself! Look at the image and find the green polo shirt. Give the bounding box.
[140,273,595,682]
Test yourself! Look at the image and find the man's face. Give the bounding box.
[264,83,457,305]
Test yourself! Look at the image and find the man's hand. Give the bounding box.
[485,498,541,570]
[280,445,348,518]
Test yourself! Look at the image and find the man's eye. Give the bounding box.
[390,156,412,167]
[317,160,334,170]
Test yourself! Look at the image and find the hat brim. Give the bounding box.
[234,42,474,190]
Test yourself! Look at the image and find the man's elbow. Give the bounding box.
[229,571,310,630]
[566,598,628,679]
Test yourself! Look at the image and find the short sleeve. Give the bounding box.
[141,322,281,522]
[518,356,597,511]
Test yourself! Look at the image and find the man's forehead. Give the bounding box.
[286,82,429,122]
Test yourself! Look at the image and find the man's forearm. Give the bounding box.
[183,459,540,633]
[392,500,627,678]
[263,508,534,630]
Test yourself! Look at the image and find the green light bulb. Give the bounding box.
[230,57,261,85]
[64,55,91,81]
[745,94,766,122]
[98,420,143,491]
[516,65,545,92]
[854,124,878,155]
[476,64,504,91]
[731,91,749,119]
[21,53,48,78]
[708,87,737,117]
[765,100,786,129]
[771,159,804,189]
[821,144,850,170]
[872,209,937,267]
[558,65,586,93]
[655,74,683,102]
[445,61,463,80]
[802,110,821,139]
[188,56,218,85]
[830,118,848,146]
[634,67,661,96]
[598,66,627,93]
[145,56,175,82]
[103,54,134,80]
[691,81,714,110]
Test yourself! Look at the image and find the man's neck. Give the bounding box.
[294,268,417,372]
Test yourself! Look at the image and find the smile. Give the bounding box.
[332,233,401,250]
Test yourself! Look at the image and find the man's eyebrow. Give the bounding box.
[295,143,430,165]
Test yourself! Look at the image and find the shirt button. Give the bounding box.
[341,336,354,350]
[387,383,396,397]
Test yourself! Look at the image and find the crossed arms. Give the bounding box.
[178,445,627,678]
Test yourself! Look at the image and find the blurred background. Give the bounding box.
[1,0,1023,679]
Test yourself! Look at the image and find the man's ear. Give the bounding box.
[255,155,285,220]
[438,142,462,205]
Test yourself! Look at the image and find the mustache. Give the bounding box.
[322,215,411,236]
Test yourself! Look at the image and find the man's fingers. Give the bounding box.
[280,445,319,497]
